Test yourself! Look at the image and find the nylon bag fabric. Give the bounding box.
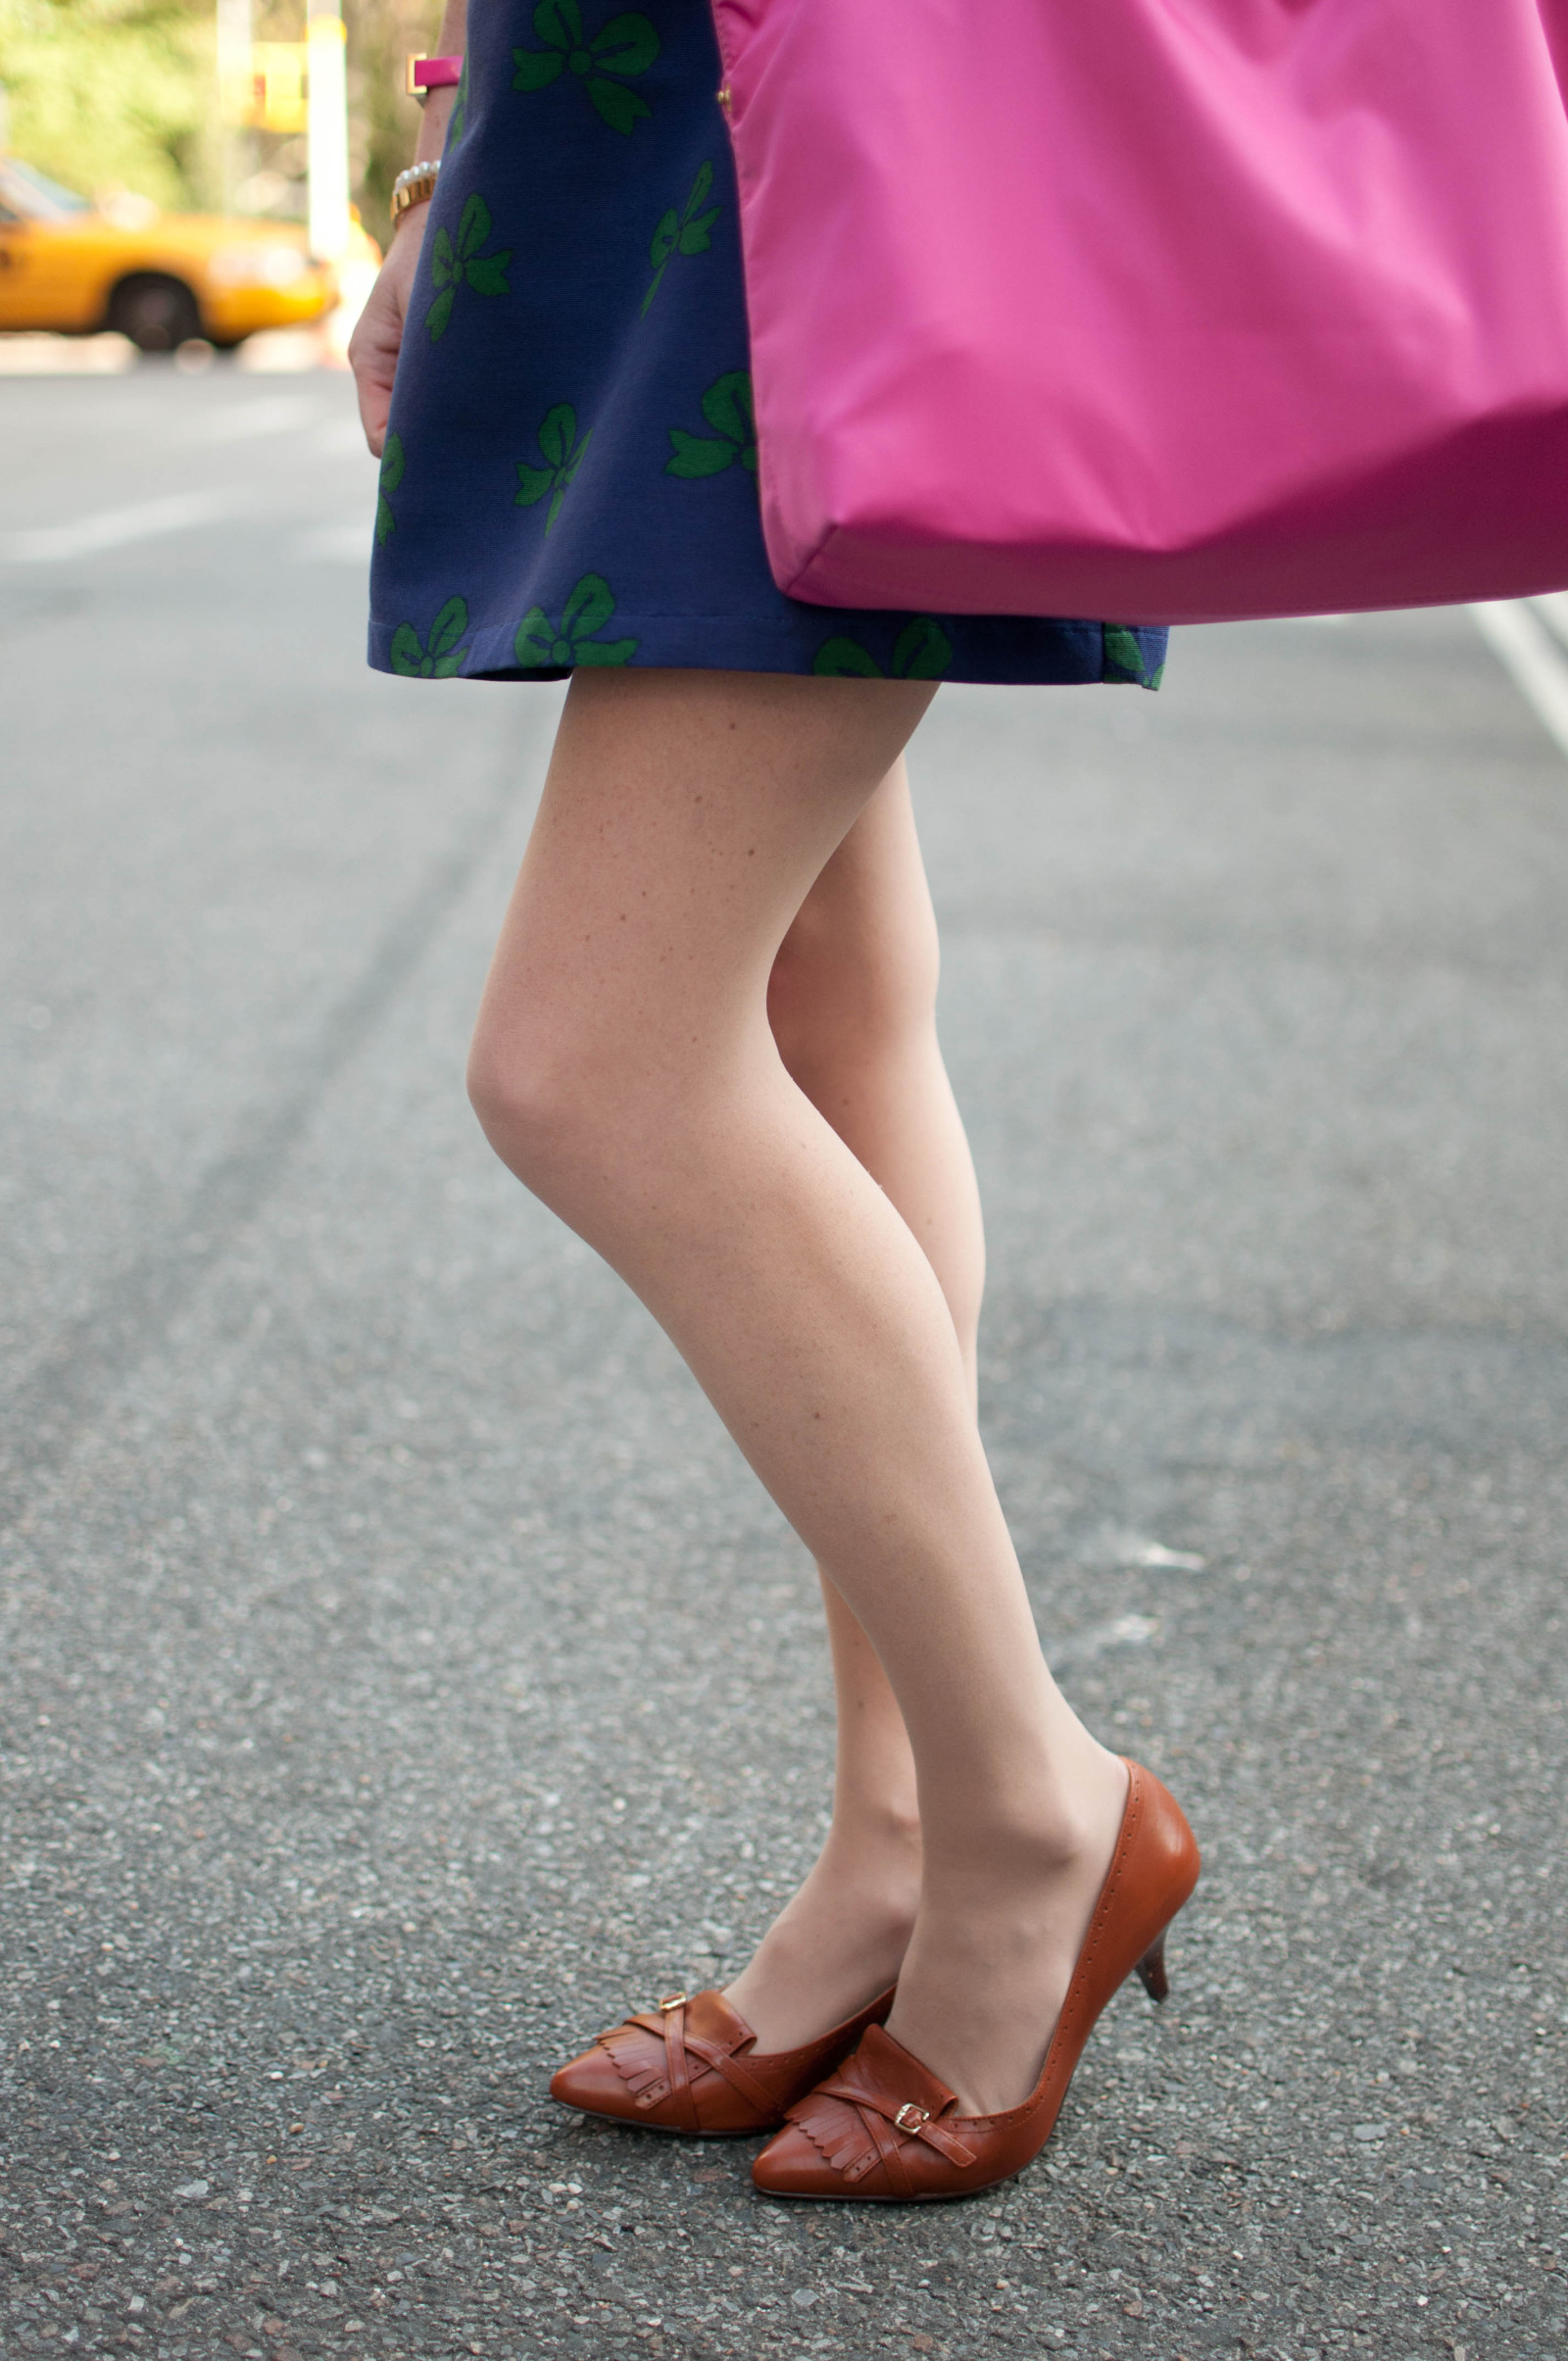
[710,0,1568,624]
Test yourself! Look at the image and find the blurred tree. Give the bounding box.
[0,0,435,222]
[345,0,437,236]
[0,0,217,207]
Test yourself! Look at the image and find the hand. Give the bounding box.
[349,212,427,459]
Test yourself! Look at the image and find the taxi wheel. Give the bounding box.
[107,273,204,354]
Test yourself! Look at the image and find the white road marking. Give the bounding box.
[2,487,252,564]
[1470,599,1568,762]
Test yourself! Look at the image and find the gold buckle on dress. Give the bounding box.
[895,2101,929,2132]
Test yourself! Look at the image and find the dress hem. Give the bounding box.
[366,612,1163,690]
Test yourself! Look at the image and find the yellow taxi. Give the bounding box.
[0,157,367,350]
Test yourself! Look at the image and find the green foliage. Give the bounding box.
[0,0,447,236]
[0,0,216,209]
[666,369,756,478]
[513,572,637,668]
[390,595,469,676]
[512,0,659,134]
[514,402,593,536]
[349,0,456,241]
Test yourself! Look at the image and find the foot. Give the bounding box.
[881,1747,1130,2115]
[723,1809,922,2052]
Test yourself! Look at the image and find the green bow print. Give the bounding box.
[375,432,404,546]
[514,404,594,538]
[514,573,638,668]
[1102,624,1165,689]
[642,162,721,316]
[390,597,470,678]
[812,617,953,680]
[666,370,756,477]
[513,1,660,135]
[425,194,512,342]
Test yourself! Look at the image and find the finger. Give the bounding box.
[355,371,392,460]
[349,320,400,456]
[349,233,417,456]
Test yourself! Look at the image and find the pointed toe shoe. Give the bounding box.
[550,1980,897,2138]
[752,1759,1199,2200]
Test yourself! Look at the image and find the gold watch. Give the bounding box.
[390,159,441,222]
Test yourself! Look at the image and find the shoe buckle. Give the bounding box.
[895,2101,929,2132]
[657,1992,688,2012]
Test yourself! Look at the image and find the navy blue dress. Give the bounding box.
[368,0,1169,691]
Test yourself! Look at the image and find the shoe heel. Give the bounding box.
[1134,1931,1169,2003]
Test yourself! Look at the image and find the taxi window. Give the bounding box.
[2,162,92,220]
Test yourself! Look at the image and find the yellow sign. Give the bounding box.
[225,41,311,135]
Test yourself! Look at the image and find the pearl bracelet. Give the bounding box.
[390,158,441,222]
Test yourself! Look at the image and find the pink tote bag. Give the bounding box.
[710,0,1568,624]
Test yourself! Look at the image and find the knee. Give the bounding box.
[466,1010,606,1205]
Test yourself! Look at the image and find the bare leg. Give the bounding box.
[724,761,984,2041]
[469,669,1127,2113]
[766,760,986,1407]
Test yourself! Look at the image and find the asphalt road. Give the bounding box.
[3,358,1566,2361]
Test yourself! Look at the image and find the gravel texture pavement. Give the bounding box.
[2,366,1566,2361]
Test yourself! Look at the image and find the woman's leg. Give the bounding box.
[722,762,986,2041]
[766,760,986,1408]
[469,668,1127,2114]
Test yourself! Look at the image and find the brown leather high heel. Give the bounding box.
[549,1981,897,2138]
[751,1760,1199,2201]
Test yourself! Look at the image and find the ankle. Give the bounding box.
[755,1819,921,1972]
[723,1828,920,2049]
[923,1756,1128,1895]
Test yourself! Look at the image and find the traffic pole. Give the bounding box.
[306,0,351,264]
[215,0,254,213]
